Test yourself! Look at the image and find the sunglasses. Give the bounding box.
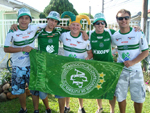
[116,16,130,20]
[95,21,105,25]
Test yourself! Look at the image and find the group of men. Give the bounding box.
[4,6,148,113]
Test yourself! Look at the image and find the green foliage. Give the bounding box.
[0,92,149,113]
[39,12,46,18]
[0,69,11,84]
[39,0,78,18]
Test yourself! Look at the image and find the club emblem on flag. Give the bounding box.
[60,62,100,95]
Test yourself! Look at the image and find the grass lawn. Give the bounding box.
[0,92,149,113]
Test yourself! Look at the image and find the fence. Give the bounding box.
[0,18,141,47]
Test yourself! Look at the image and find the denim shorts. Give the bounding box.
[30,90,48,100]
[55,95,65,98]
[11,66,30,95]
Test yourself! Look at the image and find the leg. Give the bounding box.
[78,98,83,109]
[42,96,50,109]
[32,95,39,111]
[109,96,116,113]
[134,102,143,113]
[18,93,26,110]
[118,99,126,113]
[58,98,65,113]
[96,99,102,109]
[65,97,70,108]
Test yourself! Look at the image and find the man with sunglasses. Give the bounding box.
[88,13,116,113]
[111,9,148,113]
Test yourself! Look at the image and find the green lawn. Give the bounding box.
[0,92,150,113]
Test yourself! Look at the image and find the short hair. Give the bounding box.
[116,9,131,19]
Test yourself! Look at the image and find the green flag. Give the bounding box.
[29,49,124,100]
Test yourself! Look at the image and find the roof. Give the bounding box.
[0,0,40,12]
[0,0,41,18]
[131,9,150,20]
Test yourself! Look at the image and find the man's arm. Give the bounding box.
[4,46,33,53]
[124,50,149,68]
[85,50,93,60]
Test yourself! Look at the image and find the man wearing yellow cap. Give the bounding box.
[60,11,93,113]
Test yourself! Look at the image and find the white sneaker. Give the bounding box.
[95,108,103,113]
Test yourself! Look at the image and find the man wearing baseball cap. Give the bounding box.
[88,13,116,113]
[4,7,47,113]
[34,11,70,113]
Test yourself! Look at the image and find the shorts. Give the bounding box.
[30,90,47,100]
[55,95,64,98]
[11,66,30,95]
[115,68,145,103]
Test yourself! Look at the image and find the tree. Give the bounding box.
[39,0,78,18]
[39,12,46,18]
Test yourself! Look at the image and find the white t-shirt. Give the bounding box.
[59,31,91,59]
[111,27,148,70]
[4,24,46,67]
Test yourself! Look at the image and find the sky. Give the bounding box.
[18,0,150,22]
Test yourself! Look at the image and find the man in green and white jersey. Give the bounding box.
[87,13,116,113]
[111,9,149,113]
[4,8,47,113]
[60,11,93,113]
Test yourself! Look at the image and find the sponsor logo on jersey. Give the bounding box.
[70,43,77,46]
[99,43,104,47]
[97,36,103,39]
[16,34,22,36]
[77,41,83,44]
[92,40,98,43]
[104,38,110,41]
[27,31,33,34]
[66,38,71,41]
[93,49,109,54]
[122,52,130,61]
[116,38,122,41]
[121,41,128,43]
[48,39,53,43]
[23,36,29,39]
[46,45,54,53]
[42,33,47,35]
[47,36,53,37]
[128,37,135,40]
[69,54,77,58]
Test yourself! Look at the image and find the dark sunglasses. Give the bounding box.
[95,21,105,25]
[116,16,130,20]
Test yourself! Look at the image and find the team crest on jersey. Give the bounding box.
[116,38,122,41]
[99,42,104,47]
[97,36,103,39]
[128,37,135,40]
[48,39,53,43]
[24,40,30,44]
[66,38,71,41]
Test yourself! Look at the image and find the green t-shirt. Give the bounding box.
[88,29,115,62]
[37,28,68,54]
